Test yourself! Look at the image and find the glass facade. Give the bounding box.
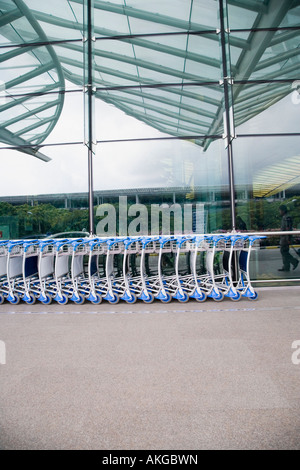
[0,0,300,284]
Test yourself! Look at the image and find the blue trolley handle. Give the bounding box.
[54,238,72,250]
[141,236,159,248]
[8,240,24,252]
[23,240,40,252]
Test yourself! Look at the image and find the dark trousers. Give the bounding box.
[280,245,297,271]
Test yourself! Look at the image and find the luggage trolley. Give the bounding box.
[217,234,246,301]
[86,237,107,304]
[120,236,142,304]
[68,238,91,304]
[236,235,265,300]
[0,240,9,304]
[21,239,41,304]
[37,239,57,304]
[137,236,160,303]
[172,235,207,302]
[54,238,88,304]
[170,235,193,303]
[210,234,244,301]
[203,235,228,301]
[187,234,219,301]
[153,235,177,303]
[103,237,124,304]
[6,239,38,304]
[101,236,134,304]
[5,240,25,304]
[53,238,74,304]
[188,235,209,302]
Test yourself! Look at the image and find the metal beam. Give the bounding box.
[31,7,249,49]
[0,99,60,128]
[227,0,268,14]
[14,115,58,139]
[0,0,66,160]
[71,0,214,32]
[101,95,208,135]
[0,127,51,161]
[96,88,216,120]
[51,40,217,84]
[65,68,221,107]
[254,48,300,72]
[98,92,210,129]
[0,82,61,113]
[0,8,22,27]
[205,0,294,146]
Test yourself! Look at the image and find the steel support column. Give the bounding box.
[219,0,236,231]
[84,0,95,235]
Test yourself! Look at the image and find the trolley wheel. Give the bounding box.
[57,294,68,305]
[248,291,258,301]
[178,292,189,303]
[143,293,154,304]
[108,294,119,304]
[90,294,102,305]
[25,294,36,305]
[0,294,5,305]
[196,292,207,302]
[9,294,20,305]
[74,294,85,305]
[126,293,137,304]
[41,294,52,305]
[160,292,172,303]
[213,292,224,302]
[230,291,241,302]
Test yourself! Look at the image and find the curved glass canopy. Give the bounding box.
[0,0,299,159]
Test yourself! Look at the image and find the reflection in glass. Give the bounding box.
[233,136,300,231]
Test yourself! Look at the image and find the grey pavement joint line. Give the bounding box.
[0,305,299,315]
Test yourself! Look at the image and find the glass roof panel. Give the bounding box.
[227,2,258,30]
[234,85,300,134]
[131,44,185,72]
[125,17,184,35]
[230,29,300,81]
[279,4,300,27]
[126,0,191,22]
[35,19,83,41]
[190,0,218,29]
[23,0,80,21]
[94,8,129,35]
[1,16,39,43]
[1,0,299,158]
[95,39,135,56]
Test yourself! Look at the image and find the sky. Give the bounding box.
[0,86,300,198]
[0,83,219,197]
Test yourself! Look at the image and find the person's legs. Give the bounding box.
[288,250,299,269]
[280,245,299,271]
[280,245,291,271]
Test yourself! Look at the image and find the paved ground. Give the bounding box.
[0,287,300,450]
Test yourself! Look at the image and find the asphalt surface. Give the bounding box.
[0,287,300,450]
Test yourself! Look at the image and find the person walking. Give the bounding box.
[278,205,299,272]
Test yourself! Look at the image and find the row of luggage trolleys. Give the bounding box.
[0,234,264,305]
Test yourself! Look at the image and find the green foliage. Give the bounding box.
[0,202,89,238]
[1,195,300,239]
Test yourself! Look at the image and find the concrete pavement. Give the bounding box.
[0,287,300,450]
